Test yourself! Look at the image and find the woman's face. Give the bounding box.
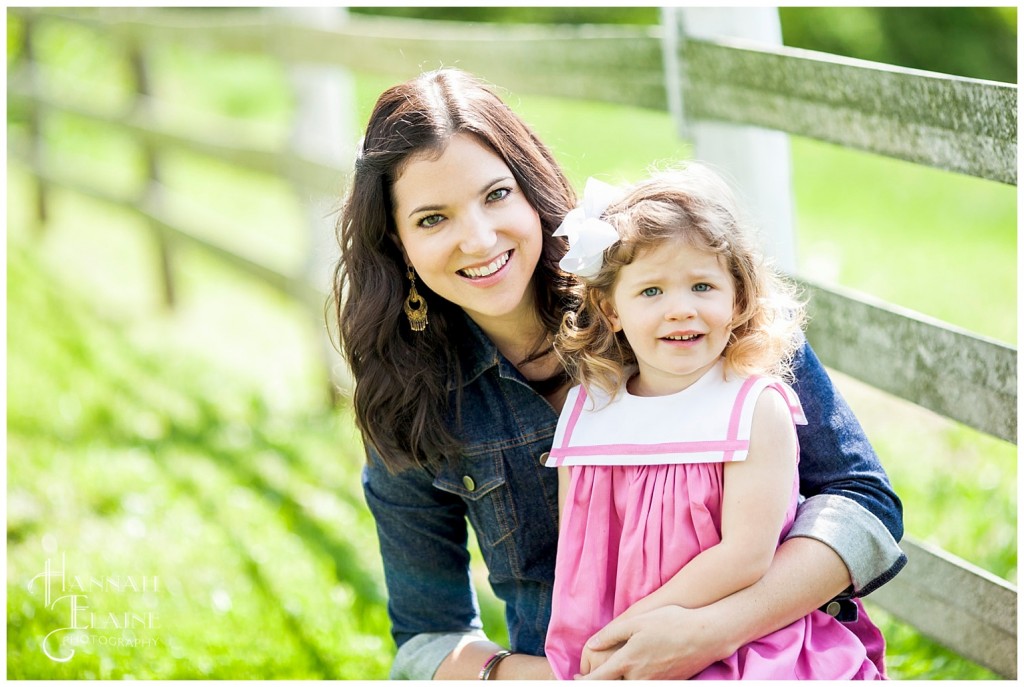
[391,133,544,333]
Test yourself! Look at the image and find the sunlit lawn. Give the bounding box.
[7,212,392,678]
[7,14,1016,680]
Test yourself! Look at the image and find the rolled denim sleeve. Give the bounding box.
[388,630,487,679]
[361,450,484,669]
[786,337,907,596]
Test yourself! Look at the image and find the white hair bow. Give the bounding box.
[554,177,624,278]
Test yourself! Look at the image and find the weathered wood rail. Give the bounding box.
[7,6,1016,678]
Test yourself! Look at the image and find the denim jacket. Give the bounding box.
[362,318,906,679]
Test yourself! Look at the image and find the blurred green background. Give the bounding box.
[6,6,1016,680]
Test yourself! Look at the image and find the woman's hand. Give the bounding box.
[578,642,619,677]
[574,605,736,680]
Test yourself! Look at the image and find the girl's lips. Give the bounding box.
[660,333,705,345]
[457,250,513,283]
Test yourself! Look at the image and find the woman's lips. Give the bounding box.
[458,250,512,280]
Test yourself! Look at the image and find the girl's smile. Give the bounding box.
[660,330,705,345]
[391,134,543,334]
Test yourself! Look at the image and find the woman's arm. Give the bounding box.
[434,637,554,679]
[425,466,565,679]
[611,390,797,621]
[788,337,906,594]
[577,536,850,680]
[364,451,556,680]
[362,452,482,679]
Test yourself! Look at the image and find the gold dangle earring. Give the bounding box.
[403,266,429,332]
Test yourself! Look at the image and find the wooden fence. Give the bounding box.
[6,6,1017,678]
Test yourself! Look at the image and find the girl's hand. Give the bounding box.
[575,605,736,680]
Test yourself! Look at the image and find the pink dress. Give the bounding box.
[543,362,886,680]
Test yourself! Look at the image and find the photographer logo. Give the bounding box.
[28,551,161,662]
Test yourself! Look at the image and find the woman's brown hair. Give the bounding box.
[331,69,576,473]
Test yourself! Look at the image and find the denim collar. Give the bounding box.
[450,313,531,392]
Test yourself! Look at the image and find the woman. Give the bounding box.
[332,68,905,680]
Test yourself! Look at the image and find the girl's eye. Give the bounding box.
[417,214,444,229]
[487,187,511,202]
[693,283,712,292]
[641,287,662,297]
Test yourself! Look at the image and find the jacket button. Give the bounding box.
[539,452,550,466]
[825,601,842,617]
[462,475,476,492]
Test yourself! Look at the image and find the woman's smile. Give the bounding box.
[458,249,513,280]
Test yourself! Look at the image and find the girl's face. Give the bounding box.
[391,134,544,334]
[601,238,737,397]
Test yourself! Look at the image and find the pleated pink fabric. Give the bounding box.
[545,420,886,680]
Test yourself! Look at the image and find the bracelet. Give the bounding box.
[479,649,513,680]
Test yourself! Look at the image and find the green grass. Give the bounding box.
[792,136,1016,345]
[7,221,392,678]
[7,11,1016,680]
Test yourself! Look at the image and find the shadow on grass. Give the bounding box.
[8,242,390,677]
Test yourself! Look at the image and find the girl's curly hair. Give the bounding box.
[556,163,806,398]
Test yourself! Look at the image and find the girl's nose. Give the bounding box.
[664,294,698,320]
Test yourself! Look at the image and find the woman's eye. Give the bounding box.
[641,287,662,297]
[693,283,712,292]
[487,187,511,202]
[417,214,444,229]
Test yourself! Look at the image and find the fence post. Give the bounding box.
[277,7,356,402]
[20,11,50,232]
[661,7,798,274]
[125,19,177,309]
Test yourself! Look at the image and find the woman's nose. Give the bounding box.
[458,213,499,255]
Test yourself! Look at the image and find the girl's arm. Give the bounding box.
[576,536,850,679]
[611,389,796,623]
[557,466,570,515]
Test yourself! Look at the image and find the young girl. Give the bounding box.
[545,166,886,679]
